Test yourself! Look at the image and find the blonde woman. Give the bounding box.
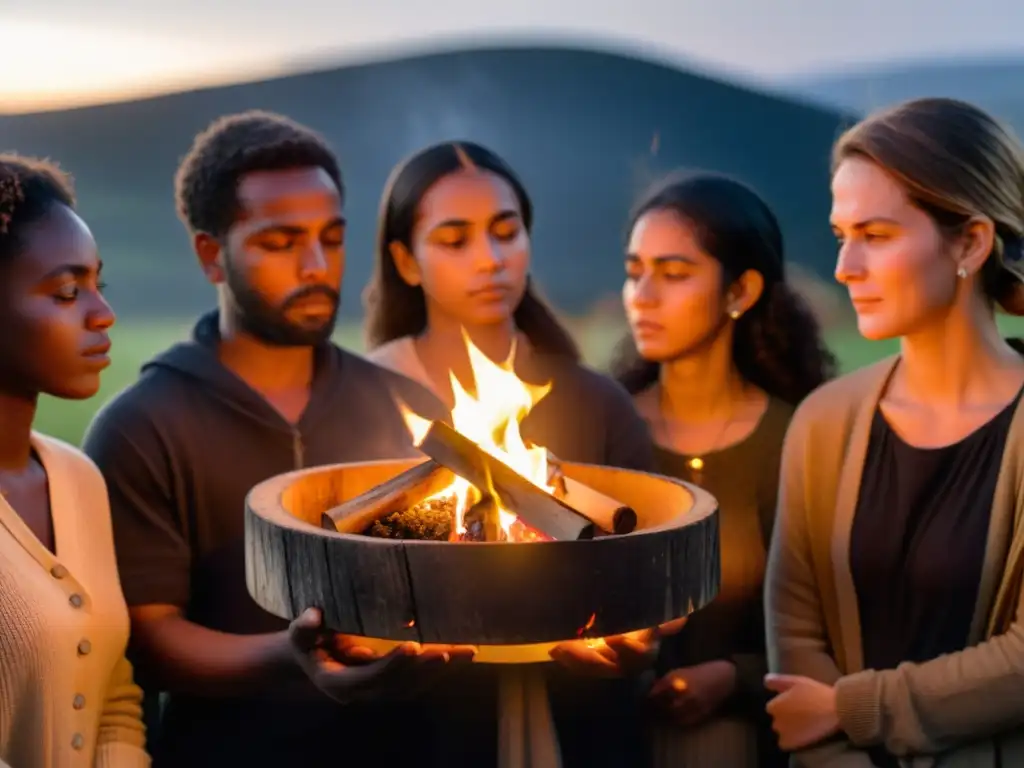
[766,98,1024,766]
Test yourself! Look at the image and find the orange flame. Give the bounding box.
[401,332,554,540]
[576,612,597,637]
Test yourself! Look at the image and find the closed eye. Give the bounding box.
[492,225,520,243]
[437,235,467,249]
[256,234,297,251]
[661,266,691,280]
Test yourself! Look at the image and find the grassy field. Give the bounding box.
[34,314,1024,447]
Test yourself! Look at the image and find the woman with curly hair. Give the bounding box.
[0,154,149,767]
[610,171,836,767]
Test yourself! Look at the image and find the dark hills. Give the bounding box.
[786,56,1024,132]
[0,44,852,318]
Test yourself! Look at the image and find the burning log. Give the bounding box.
[467,493,503,542]
[547,455,638,535]
[417,420,598,541]
[320,459,454,534]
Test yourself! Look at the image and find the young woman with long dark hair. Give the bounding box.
[611,171,835,767]
[363,140,657,768]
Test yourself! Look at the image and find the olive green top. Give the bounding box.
[654,397,795,707]
[647,397,793,767]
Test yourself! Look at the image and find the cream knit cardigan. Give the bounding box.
[0,433,149,768]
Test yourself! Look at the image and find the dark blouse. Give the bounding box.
[850,394,1020,767]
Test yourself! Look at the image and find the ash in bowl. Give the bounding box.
[362,491,549,543]
[364,496,455,541]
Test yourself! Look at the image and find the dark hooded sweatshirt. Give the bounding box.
[84,311,657,768]
[82,311,450,767]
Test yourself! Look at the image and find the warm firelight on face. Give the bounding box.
[401,333,555,540]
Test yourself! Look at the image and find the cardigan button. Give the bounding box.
[50,564,68,579]
[71,733,84,750]
[77,639,92,656]
[73,693,86,710]
[69,594,83,609]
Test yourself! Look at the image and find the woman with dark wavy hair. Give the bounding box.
[611,171,835,767]
[363,140,658,768]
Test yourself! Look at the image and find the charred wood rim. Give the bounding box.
[245,458,720,652]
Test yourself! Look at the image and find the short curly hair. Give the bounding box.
[174,110,344,238]
[0,153,76,262]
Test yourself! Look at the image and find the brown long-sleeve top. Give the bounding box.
[765,356,1024,768]
[369,336,656,768]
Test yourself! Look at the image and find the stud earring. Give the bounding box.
[728,309,741,320]
[957,266,968,278]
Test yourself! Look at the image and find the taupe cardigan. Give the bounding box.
[765,356,1024,768]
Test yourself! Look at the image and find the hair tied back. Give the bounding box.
[996,235,1024,316]
[1004,234,1024,264]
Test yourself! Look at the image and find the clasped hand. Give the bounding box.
[648,659,738,727]
[764,673,840,751]
[288,608,477,704]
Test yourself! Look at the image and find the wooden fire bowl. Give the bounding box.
[245,459,719,663]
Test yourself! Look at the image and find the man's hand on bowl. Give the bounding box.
[288,608,477,703]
